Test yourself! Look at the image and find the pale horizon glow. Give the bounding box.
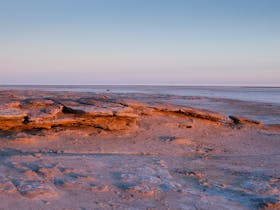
[0,0,279,85]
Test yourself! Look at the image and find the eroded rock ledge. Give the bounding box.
[0,92,265,133]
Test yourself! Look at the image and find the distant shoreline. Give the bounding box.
[1,85,279,104]
[0,84,280,88]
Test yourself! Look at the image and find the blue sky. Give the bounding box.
[0,0,279,85]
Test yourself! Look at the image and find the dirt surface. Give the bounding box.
[0,90,279,210]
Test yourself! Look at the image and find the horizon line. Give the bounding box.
[0,83,279,88]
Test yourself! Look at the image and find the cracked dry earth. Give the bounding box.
[0,90,279,210]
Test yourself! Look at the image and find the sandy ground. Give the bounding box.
[0,90,279,210]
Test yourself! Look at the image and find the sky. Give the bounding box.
[0,0,279,85]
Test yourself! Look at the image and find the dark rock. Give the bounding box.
[229,115,263,125]
[22,116,30,124]
[61,105,85,115]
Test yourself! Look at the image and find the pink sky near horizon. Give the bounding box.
[0,0,279,85]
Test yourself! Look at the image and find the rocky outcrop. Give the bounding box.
[153,105,227,122]
[0,99,138,132]
[0,93,267,134]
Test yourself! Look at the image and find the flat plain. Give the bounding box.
[0,90,279,210]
